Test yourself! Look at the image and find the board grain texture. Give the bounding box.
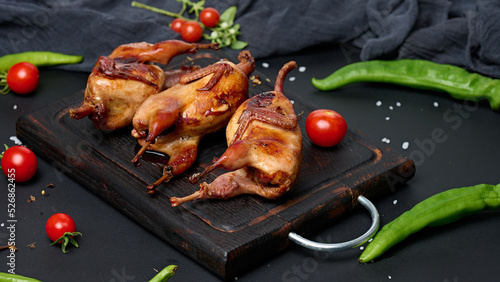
[16,51,415,280]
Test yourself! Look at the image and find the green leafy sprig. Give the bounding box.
[203,6,247,49]
[131,0,248,49]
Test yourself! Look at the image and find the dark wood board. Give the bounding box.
[16,51,415,280]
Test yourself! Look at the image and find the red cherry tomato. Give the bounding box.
[45,213,77,242]
[6,62,40,94]
[1,145,38,182]
[200,7,220,28]
[170,18,186,33]
[181,21,203,43]
[305,109,347,147]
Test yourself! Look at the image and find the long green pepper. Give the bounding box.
[311,59,500,111]
[0,272,42,282]
[0,51,83,73]
[148,265,178,282]
[359,183,500,263]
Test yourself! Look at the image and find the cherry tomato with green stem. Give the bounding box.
[170,18,186,33]
[305,109,347,147]
[46,213,77,242]
[6,62,40,94]
[181,21,203,42]
[200,7,220,28]
[1,145,38,182]
[46,213,82,253]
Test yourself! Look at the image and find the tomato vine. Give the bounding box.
[131,1,248,49]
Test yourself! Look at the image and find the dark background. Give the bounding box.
[1,43,499,281]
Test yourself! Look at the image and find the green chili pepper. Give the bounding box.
[148,265,178,282]
[359,183,500,263]
[0,51,83,73]
[0,272,43,282]
[311,59,500,111]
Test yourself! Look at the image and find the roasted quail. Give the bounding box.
[131,51,256,194]
[69,40,218,131]
[170,61,302,206]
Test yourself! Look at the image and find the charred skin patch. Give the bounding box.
[247,91,276,108]
[90,101,107,126]
[94,56,162,90]
[178,115,201,126]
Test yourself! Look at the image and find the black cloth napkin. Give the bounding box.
[1,0,499,78]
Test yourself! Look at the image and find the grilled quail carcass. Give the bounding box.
[170,61,302,206]
[69,40,218,131]
[131,51,256,194]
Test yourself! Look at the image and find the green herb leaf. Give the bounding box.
[220,6,237,26]
[230,40,248,50]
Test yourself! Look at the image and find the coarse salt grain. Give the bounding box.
[402,141,409,150]
[1,223,4,227]
[388,276,392,280]
[389,106,393,110]
[262,62,269,68]
[9,136,22,145]
[376,101,382,106]
[396,102,401,107]
[385,117,390,121]
[13,105,17,110]
[290,100,295,104]
[433,102,439,107]
[298,66,306,72]
[289,77,296,82]
[360,246,365,250]
[393,200,398,205]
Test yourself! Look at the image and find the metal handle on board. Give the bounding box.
[288,195,380,252]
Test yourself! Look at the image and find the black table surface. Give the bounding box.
[1,44,499,282]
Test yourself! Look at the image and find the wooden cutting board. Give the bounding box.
[16,51,415,280]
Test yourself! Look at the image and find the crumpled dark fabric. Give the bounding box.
[0,0,499,78]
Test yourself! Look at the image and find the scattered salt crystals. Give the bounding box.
[385,116,390,121]
[393,200,398,205]
[396,102,401,107]
[298,66,306,72]
[9,136,22,145]
[402,141,409,150]
[261,62,269,68]
[13,105,17,110]
[289,76,296,82]
[389,106,394,110]
[433,102,439,107]
[381,137,390,144]
[376,101,382,107]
